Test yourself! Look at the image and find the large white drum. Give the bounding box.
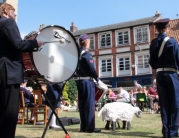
[22,25,79,83]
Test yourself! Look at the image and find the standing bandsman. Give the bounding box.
[76,34,101,133]
[149,18,179,138]
[0,2,44,138]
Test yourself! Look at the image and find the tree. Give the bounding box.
[63,81,69,102]
[67,80,78,105]
[62,80,78,105]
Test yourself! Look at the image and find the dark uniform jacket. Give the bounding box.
[0,16,38,84]
[149,33,179,70]
[77,47,98,81]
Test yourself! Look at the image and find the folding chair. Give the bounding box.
[136,93,148,111]
[18,91,34,124]
[33,90,49,126]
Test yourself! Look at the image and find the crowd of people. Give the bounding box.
[0,1,178,138]
[103,80,160,114]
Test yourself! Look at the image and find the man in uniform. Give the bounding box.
[0,2,44,138]
[75,34,101,133]
[149,18,179,138]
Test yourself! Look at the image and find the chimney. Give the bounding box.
[155,11,161,17]
[70,22,78,32]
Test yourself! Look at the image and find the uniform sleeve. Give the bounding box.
[173,39,179,68]
[149,39,158,69]
[4,18,38,52]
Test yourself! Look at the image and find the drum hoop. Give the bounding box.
[32,25,80,83]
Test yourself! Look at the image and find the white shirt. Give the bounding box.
[118,89,130,100]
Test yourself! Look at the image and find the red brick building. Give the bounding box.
[70,12,179,88]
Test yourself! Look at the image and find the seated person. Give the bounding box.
[106,89,116,103]
[116,87,130,103]
[20,79,34,107]
[20,79,34,121]
[147,79,159,113]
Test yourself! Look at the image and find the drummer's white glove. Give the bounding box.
[93,78,99,85]
[93,79,105,87]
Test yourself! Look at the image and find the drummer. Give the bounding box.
[0,3,44,138]
[76,34,101,133]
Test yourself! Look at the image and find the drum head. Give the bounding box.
[34,25,79,83]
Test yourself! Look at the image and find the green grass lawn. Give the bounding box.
[16,109,163,138]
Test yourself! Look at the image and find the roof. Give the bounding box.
[72,15,161,36]
[167,19,179,43]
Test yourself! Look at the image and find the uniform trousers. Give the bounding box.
[157,71,179,137]
[76,79,95,131]
[0,65,20,138]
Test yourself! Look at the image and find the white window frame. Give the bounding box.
[89,34,95,50]
[75,36,79,44]
[116,53,132,76]
[134,51,151,75]
[133,25,150,44]
[115,28,130,46]
[98,31,112,49]
[98,55,113,77]
[93,57,96,69]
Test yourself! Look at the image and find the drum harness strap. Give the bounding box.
[158,37,169,58]
[156,37,177,73]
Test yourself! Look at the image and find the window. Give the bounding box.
[101,80,112,86]
[116,53,131,76]
[101,59,111,72]
[135,52,150,74]
[119,57,130,71]
[117,80,133,87]
[116,29,130,46]
[137,55,149,69]
[142,79,151,86]
[89,35,95,50]
[99,33,111,48]
[134,26,149,44]
[98,57,113,77]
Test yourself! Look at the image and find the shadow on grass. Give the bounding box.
[16,136,40,138]
[65,128,162,138]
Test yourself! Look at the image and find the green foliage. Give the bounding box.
[25,78,78,105]
[63,81,69,101]
[62,80,78,105]
[67,80,78,104]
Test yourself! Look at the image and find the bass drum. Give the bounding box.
[22,25,79,83]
